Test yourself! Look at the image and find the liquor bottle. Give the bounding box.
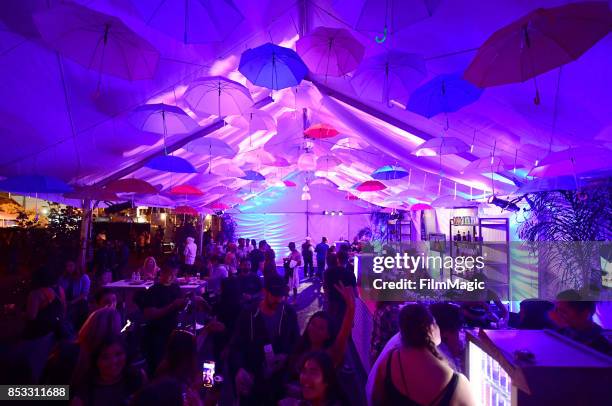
[462,232,467,241]
[467,230,472,242]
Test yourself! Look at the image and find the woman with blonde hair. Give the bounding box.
[140,257,160,280]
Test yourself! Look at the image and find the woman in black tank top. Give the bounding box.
[372,304,473,406]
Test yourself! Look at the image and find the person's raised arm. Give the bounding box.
[329,282,356,366]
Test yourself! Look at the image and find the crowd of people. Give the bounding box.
[1,226,610,406]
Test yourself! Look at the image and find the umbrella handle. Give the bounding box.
[375,26,388,44]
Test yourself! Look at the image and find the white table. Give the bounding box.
[104,279,206,292]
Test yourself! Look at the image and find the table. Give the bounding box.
[103,279,206,292]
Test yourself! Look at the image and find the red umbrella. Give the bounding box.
[464,2,612,88]
[283,180,297,187]
[64,186,119,201]
[209,202,230,210]
[106,179,157,194]
[169,185,204,196]
[356,180,386,192]
[175,205,198,215]
[304,123,339,139]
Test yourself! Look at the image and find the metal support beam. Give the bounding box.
[92,96,274,188]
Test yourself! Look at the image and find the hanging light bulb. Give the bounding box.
[301,192,311,201]
[302,184,310,192]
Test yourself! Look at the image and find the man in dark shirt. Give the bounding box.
[229,275,299,406]
[323,250,357,329]
[314,237,329,280]
[142,264,185,375]
[553,290,611,356]
[249,240,266,274]
[301,237,314,278]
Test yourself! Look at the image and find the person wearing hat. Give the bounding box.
[229,274,299,406]
[301,237,315,279]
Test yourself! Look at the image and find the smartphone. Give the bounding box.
[120,319,131,333]
[202,361,215,388]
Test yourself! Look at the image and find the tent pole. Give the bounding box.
[78,198,92,273]
[197,214,204,256]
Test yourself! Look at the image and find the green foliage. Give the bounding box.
[47,204,82,241]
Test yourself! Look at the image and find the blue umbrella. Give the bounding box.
[407,74,483,118]
[371,165,409,180]
[0,174,73,193]
[239,43,308,90]
[132,0,243,43]
[240,170,265,181]
[145,155,197,173]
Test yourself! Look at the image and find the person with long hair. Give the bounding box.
[289,282,355,378]
[59,260,91,330]
[371,304,475,406]
[23,265,67,340]
[42,307,123,385]
[280,351,349,406]
[155,330,199,388]
[139,257,160,280]
[70,335,145,406]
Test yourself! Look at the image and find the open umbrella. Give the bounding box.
[351,51,426,104]
[184,76,253,117]
[461,156,508,174]
[209,201,230,210]
[355,0,443,35]
[243,149,276,166]
[296,26,364,77]
[145,155,197,173]
[210,162,245,178]
[128,104,198,135]
[528,146,612,178]
[464,2,612,88]
[407,74,483,118]
[0,174,73,194]
[356,180,386,192]
[106,179,157,194]
[304,123,340,139]
[134,194,176,208]
[64,186,119,201]
[240,170,265,181]
[414,137,470,157]
[239,43,308,90]
[189,137,236,157]
[431,195,479,208]
[174,205,199,215]
[227,108,276,132]
[515,176,580,194]
[316,155,342,172]
[208,186,233,195]
[269,156,291,168]
[410,203,433,211]
[371,165,409,180]
[345,192,359,200]
[169,185,204,196]
[283,180,297,187]
[34,2,159,80]
[132,0,243,44]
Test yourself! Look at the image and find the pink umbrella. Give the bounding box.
[356,180,386,192]
[269,156,291,167]
[304,123,340,139]
[414,137,470,157]
[169,185,204,196]
[34,2,159,80]
[528,146,612,178]
[209,202,230,210]
[296,26,365,77]
[464,2,612,88]
[184,76,253,117]
[410,203,433,211]
[227,108,276,131]
[128,104,198,136]
[283,180,297,187]
[106,179,157,194]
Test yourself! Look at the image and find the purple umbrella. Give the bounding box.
[132,0,244,43]
[145,155,197,173]
[239,43,308,90]
[241,170,265,181]
[184,76,253,117]
[351,50,426,104]
[356,0,443,35]
[34,2,159,80]
[296,26,365,78]
[128,104,198,136]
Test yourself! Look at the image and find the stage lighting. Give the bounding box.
[338,211,343,216]
[488,195,520,212]
[331,211,336,216]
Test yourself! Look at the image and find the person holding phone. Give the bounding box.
[229,274,299,406]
